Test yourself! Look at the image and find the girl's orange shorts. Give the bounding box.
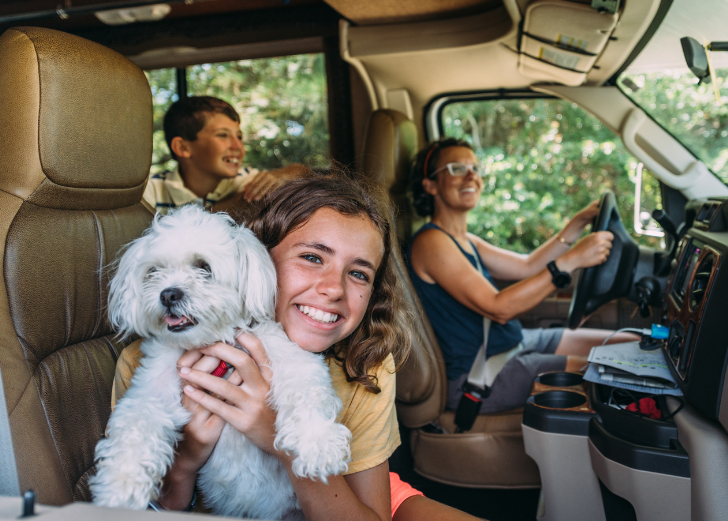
[390,472,424,517]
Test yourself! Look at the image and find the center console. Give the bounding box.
[522,197,728,521]
[664,199,728,420]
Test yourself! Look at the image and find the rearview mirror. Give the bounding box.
[681,37,711,84]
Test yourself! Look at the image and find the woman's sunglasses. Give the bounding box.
[431,162,483,178]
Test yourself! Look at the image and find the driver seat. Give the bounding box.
[0,27,153,504]
[362,109,540,487]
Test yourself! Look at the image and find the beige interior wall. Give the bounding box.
[342,0,662,143]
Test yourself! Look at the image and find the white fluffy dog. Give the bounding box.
[90,205,351,519]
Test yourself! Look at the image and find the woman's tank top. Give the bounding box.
[407,223,524,381]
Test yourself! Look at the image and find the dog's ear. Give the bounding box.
[107,236,147,339]
[235,226,277,324]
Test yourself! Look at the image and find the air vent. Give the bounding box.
[690,253,714,310]
[705,204,718,224]
[697,204,709,222]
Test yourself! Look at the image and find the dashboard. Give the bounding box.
[664,197,728,421]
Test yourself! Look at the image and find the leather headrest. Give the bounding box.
[362,109,418,195]
[0,27,152,210]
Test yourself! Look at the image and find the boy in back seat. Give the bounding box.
[144,96,306,215]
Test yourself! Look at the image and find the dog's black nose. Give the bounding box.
[160,287,184,307]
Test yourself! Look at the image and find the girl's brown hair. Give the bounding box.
[245,169,411,393]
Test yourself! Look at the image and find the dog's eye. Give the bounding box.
[146,267,157,276]
[195,260,212,275]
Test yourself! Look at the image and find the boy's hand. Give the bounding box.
[242,163,308,202]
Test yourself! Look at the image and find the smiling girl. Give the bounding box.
[110,171,480,520]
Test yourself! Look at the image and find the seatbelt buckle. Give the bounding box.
[454,381,491,433]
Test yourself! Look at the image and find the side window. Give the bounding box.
[440,98,662,252]
[144,53,329,175]
[144,68,177,176]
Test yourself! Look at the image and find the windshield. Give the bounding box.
[617,0,728,183]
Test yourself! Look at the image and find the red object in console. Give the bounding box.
[626,397,662,419]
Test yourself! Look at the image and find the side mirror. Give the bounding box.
[681,37,711,84]
[633,162,664,238]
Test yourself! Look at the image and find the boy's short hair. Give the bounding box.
[163,96,241,160]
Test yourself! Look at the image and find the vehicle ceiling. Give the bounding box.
[0,0,668,125]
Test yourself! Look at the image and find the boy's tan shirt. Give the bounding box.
[143,166,258,215]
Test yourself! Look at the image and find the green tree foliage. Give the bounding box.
[442,98,662,253]
[188,54,329,170]
[619,68,728,183]
[144,68,177,176]
[145,54,329,175]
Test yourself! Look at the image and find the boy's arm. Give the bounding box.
[211,163,309,217]
[240,163,309,202]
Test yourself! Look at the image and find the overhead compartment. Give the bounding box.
[519,0,619,86]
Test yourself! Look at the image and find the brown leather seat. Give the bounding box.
[0,27,153,505]
[363,109,540,488]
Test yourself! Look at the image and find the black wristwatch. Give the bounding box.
[547,261,572,289]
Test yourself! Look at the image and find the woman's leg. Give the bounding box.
[555,328,640,371]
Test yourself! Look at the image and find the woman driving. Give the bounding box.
[407,138,636,413]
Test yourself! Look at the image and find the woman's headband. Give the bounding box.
[422,143,438,179]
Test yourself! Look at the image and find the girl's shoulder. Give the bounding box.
[111,339,144,409]
[327,353,395,394]
[327,354,400,474]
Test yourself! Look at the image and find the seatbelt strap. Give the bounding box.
[468,325,524,389]
[0,363,20,496]
[454,243,522,433]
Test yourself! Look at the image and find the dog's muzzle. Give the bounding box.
[160,287,196,332]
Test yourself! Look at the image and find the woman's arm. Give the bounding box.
[411,227,613,324]
[474,199,600,281]
[177,336,392,521]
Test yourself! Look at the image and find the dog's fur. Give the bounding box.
[90,205,351,519]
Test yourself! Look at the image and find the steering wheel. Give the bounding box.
[567,191,640,329]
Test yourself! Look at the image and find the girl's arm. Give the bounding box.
[410,227,613,324]
[471,199,600,281]
[177,336,392,521]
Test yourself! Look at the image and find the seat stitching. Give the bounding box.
[92,211,103,338]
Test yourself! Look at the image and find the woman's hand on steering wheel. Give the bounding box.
[560,199,600,244]
[572,199,601,227]
[557,231,614,273]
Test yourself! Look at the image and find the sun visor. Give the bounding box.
[519,0,618,86]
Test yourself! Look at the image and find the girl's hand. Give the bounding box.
[178,332,283,458]
[556,231,613,273]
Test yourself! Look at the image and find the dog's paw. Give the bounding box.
[89,449,164,510]
[289,422,351,481]
[89,470,158,510]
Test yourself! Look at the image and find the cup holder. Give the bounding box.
[537,371,583,387]
[532,390,586,409]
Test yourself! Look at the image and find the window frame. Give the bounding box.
[424,90,551,142]
[426,89,665,250]
[140,37,353,166]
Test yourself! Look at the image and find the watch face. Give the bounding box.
[554,272,571,288]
